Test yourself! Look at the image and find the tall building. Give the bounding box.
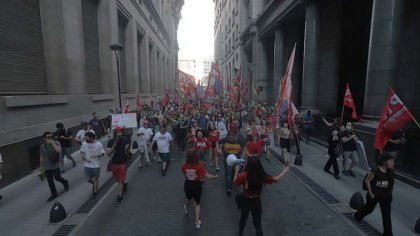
[0,0,184,187]
[214,0,241,88]
[178,59,196,76]
[214,0,420,181]
[202,57,213,85]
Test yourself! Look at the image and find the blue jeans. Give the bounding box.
[223,155,234,190]
[59,147,75,162]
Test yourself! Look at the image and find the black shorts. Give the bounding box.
[280,138,290,149]
[184,180,202,204]
[152,142,157,151]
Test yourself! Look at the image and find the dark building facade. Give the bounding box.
[217,0,420,182]
[0,0,184,187]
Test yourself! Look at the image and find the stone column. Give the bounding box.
[140,36,150,93]
[363,0,404,118]
[273,27,285,105]
[40,0,86,94]
[150,43,157,93]
[301,1,320,109]
[256,41,268,102]
[125,19,139,94]
[97,0,118,94]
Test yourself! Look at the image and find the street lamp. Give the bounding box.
[110,43,124,111]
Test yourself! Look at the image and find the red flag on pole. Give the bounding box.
[123,97,129,113]
[374,88,413,150]
[343,83,358,120]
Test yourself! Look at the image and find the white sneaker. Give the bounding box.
[195,220,201,229]
[183,204,189,215]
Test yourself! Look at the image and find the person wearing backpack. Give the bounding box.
[354,154,395,236]
[39,132,69,202]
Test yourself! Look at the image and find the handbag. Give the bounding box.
[235,193,245,210]
[107,159,113,172]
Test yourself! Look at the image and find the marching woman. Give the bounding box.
[188,130,212,167]
[227,117,239,135]
[279,122,292,165]
[233,156,289,236]
[182,150,218,230]
[354,154,395,236]
[259,119,271,161]
[245,120,256,141]
[243,132,265,159]
[208,122,221,171]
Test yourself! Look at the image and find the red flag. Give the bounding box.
[374,88,413,150]
[123,97,129,113]
[343,83,358,120]
[136,95,143,110]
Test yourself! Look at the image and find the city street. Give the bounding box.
[0,133,419,235]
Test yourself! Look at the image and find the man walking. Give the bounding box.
[39,132,69,202]
[137,121,153,168]
[106,127,130,204]
[80,132,104,198]
[151,126,173,176]
[216,114,228,140]
[89,112,105,138]
[322,117,341,179]
[55,123,76,172]
[75,121,95,144]
[341,122,359,177]
[303,110,313,144]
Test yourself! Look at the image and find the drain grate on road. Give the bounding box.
[53,225,76,236]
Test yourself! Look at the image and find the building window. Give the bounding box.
[82,0,101,93]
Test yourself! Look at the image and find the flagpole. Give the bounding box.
[408,112,420,129]
[340,104,345,126]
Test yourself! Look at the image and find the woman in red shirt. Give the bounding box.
[188,130,211,166]
[182,150,218,230]
[233,156,289,236]
[228,117,239,135]
[244,132,265,158]
[258,119,271,161]
[208,122,221,171]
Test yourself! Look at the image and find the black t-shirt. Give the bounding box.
[371,167,394,198]
[89,118,103,135]
[107,136,130,164]
[384,130,403,152]
[341,132,357,152]
[328,127,341,149]
[55,129,72,148]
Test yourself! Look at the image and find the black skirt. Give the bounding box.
[280,137,290,149]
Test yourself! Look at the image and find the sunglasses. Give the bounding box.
[46,136,53,139]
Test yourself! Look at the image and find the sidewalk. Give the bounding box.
[0,134,137,236]
[270,140,420,235]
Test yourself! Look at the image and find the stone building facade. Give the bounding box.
[214,0,420,182]
[0,0,184,187]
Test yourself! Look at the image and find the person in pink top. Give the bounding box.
[233,156,289,236]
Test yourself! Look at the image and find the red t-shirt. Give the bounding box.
[182,163,207,181]
[228,122,238,134]
[234,172,275,197]
[246,140,265,155]
[208,130,220,143]
[188,137,211,151]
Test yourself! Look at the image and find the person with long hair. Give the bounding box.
[244,132,265,159]
[208,122,221,171]
[259,119,271,161]
[354,154,395,236]
[279,122,292,164]
[182,150,218,230]
[233,156,289,236]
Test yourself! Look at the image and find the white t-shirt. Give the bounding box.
[80,141,104,168]
[153,132,173,153]
[76,129,96,141]
[216,120,228,136]
[137,127,153,141]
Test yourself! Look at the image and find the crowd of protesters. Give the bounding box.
[0,95,399,236]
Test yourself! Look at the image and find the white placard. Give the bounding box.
[111,113,137,128]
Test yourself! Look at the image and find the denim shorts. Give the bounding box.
[60,147,72,160]
[84,167,100,179]
[159,152,170,162]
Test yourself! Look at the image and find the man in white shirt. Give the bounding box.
[75,122,96,144]
[151,126,173,176]
[80,132,104,197]
[137,121,153,168]
[216,114,228,140]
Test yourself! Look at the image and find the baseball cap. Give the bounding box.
[114,127,124,133]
